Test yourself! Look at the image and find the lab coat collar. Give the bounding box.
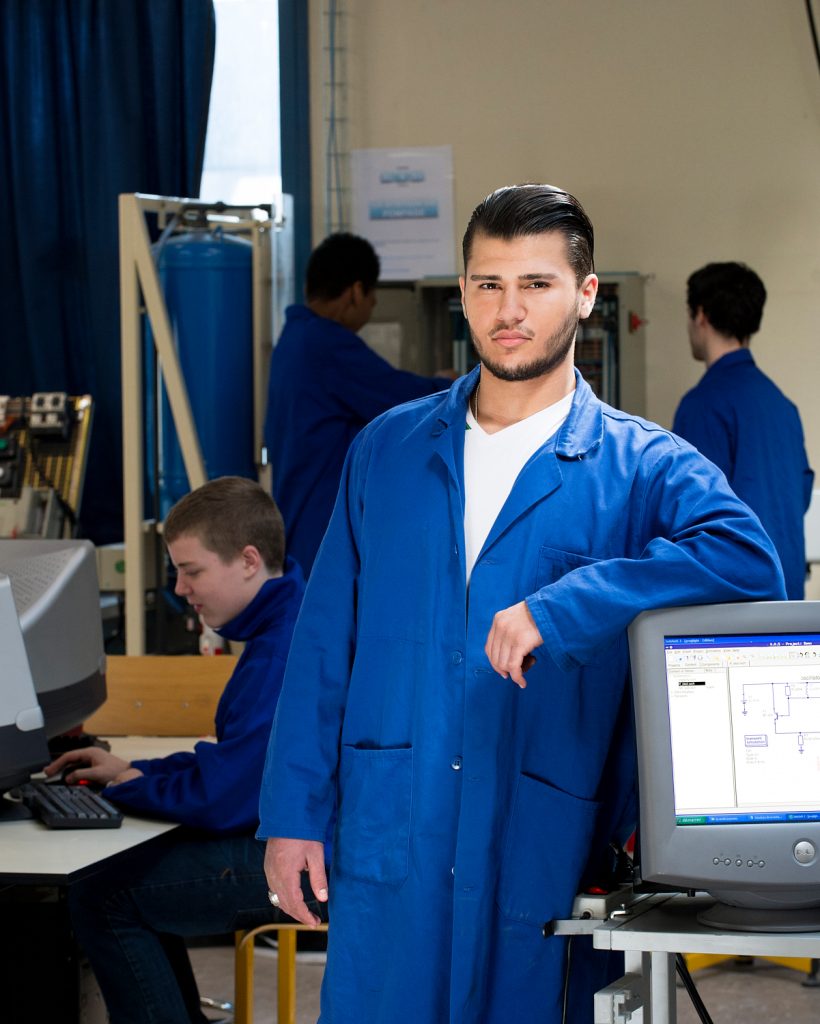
[427,365,605,563]
[430,365,604,461]
[555,370,604,460]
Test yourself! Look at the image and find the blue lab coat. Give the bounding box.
[673,348,814,599]
[108,561,304,832]
[259,370,785,1024]
[264,304,451,575]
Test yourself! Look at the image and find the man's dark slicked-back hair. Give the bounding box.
[164,476,285,573]
[687,262,766,342]
[462,184,595,284]
[305,232,380,301]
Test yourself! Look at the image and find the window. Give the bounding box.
[199,0,280,206]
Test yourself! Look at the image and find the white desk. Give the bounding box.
[0,736,198,884]
[0,737,202,1022]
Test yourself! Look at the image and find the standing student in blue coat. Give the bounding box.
[673,261,814,599]
[46,477,309,1024]
[259,185,786,1024]
[264,232,454,576]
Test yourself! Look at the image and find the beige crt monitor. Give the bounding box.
[0,540,105,801]
[629,600,820,933]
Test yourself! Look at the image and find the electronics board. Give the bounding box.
[0,393,93,538]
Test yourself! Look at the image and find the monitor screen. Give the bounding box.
[629,601,820,933]
[665,629,820,830]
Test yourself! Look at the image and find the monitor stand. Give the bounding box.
[698,901,820,933]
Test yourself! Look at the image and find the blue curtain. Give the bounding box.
[279,0,312,290]
[0,0,215,543]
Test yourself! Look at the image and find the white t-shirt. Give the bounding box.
[464,391,574,582]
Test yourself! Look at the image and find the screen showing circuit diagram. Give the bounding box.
[664,632,820,826]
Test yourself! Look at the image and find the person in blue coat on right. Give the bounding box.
[264,232,454,576]
[673,261,814,599]
[260,185,786,1024]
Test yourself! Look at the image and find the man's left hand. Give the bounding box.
[485,600,543,689]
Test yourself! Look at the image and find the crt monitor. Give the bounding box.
[629,600,820,933]
[0,539,106,797]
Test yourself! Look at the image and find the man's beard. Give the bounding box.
[470,307,580,383]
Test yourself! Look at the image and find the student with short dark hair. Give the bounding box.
[674,261,814,599]
[264,231,455,577]
[46,476,307,1024]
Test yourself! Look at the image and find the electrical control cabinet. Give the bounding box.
[370,273,648,417]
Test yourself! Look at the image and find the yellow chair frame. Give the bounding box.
[234,922,329,1024]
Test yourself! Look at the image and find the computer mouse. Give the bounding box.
[60,767,102,791]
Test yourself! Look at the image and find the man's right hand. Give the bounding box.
[264,837,327,927]
[44,747,141,787]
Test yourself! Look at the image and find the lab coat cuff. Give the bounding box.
[255,820,328,843]
[525,594,579,674]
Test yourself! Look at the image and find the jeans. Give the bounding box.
[68,828,326,1024]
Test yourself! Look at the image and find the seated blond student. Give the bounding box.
[45,476,315,1024]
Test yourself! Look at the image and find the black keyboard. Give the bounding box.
[19,781,123,829]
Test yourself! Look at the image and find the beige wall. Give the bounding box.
[308,0,820,480]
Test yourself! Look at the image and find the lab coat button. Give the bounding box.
[450,756,463,771]
[451,651,463,665]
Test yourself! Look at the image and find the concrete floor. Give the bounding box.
[191,942,323,1024]
[190,943,820,1023]
[676,957,820,1023]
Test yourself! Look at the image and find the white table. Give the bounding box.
[556,891,820,1024]
[0,736,198,883]
[0,737,200,1023]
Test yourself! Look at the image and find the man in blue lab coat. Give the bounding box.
[264,232,454,576]
[260,186,786,1024]
[673,261,814,599]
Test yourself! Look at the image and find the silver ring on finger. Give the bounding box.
[267,890,280,907]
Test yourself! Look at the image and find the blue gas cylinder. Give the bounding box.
[145,225,255,517]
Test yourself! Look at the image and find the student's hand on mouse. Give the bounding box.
[44,747,140,787]
[485,600,543,689]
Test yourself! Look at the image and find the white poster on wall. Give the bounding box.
[350,145,455,281]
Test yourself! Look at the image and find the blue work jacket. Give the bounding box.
[108,561,304,832]
[264,304,451,575]
[259,370,785,1023]
[673,348,814,599]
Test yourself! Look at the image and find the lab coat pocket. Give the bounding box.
[497,772,600,926]
[535,544,601,589]
[336,744,412,886]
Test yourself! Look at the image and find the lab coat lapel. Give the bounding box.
[430,373,473,578]
[479,445,564,559]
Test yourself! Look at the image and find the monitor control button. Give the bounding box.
[794,841,817,865]
[723,858,732,866]
[713,857,720,865]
